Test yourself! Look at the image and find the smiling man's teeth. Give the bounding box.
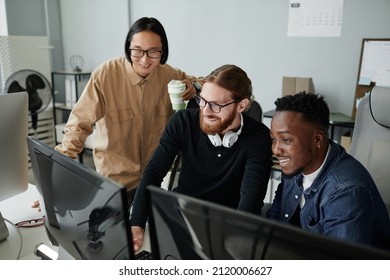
[279,158,290,164]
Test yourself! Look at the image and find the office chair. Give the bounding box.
[243,99,263,122]
[166,99,198,191]
[349,86,390,213]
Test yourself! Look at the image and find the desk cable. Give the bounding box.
[3,217,23,260]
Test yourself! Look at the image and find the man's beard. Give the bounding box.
[200,108,236,135]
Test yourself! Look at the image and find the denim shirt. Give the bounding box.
[268,140,390,250]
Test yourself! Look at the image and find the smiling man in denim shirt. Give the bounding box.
[268,92,390,251]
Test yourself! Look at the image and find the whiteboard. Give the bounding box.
[359,39,390,87]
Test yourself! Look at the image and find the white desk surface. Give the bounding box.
[0,184,51,260]
[0,183,150,260]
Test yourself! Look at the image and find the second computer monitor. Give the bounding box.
[147,186,390,260]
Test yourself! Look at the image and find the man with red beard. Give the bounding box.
[130,64,272,252]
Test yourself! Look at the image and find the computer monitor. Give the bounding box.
[147,186,390,260]
[27,136,134,260]
[0,92,29,241]
[0,92,29,201]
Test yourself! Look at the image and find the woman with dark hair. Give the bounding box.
[55,17,203,202]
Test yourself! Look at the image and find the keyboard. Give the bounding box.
[134,250,153,260]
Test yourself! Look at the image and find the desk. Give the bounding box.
[263,109,355,139]
[0,184,51,260]
[328,112,355,139]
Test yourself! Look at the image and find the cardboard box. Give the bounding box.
[282,76,315,96]
[340,130,352,153]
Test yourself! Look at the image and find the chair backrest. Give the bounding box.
[186,97,199,109]
[349,86,390,209]
[243,99,263,122]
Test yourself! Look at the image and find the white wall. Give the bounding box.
[60,0,129,71]
[129,0,390,116]
[58,0,390,116]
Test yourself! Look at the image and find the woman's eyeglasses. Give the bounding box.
[129,48,162,59]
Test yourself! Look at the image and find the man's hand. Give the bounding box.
[131,226,145,252]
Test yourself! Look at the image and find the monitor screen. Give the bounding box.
[147,186,390,260]
[0,92,28,202]
[27,136,133,260]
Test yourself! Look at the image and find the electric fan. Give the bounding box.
[4,69,52,130]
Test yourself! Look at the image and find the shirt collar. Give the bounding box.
[302,145,330,190]
[126,60,160,86]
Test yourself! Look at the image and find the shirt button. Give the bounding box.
[295,195,299,199]
[217,154,221,157]
[284,214,289,218]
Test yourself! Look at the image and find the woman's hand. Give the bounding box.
[131,226,145,252]
[32,200,41,211]
[180,79,197,101]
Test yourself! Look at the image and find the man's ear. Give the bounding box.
[314,129,325,148]
[237,98,250,113]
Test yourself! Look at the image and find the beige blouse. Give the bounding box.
[56,56,198,191]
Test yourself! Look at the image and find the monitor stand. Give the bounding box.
[34,244,74,260]
[0,212,10,242]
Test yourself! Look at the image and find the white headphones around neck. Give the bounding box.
[207,113,244,148]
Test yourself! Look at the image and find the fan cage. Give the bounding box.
[4,69,52,114]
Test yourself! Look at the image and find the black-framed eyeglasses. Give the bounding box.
[129,48,162,59]
[15,217,45,228]
[195,94,239,113]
